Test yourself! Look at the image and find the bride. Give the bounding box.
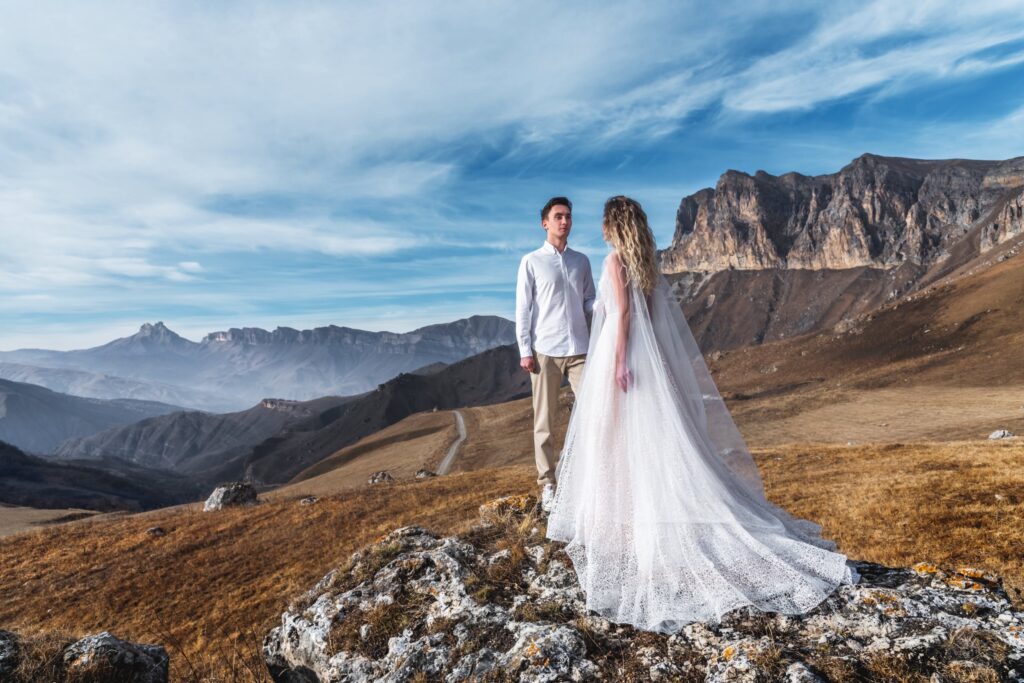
[545,195,858,632]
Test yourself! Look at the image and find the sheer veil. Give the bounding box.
[546,253,856,631]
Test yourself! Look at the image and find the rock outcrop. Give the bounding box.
[658,154,1024,351]
[368,471,395,485]
[202,481,259,511]
[0,630,18,678]
[264,495,1024,682]
[62,631,169,683]
[661,154,1024,273]
[0,630,168,683]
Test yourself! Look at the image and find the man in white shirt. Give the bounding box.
[515,197,596,512]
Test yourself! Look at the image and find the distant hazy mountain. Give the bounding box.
[0,316,515,411]
[660,154,1024,350]
[57,344,529,487]
[0,440,203,511]
[0,362,226,412]
[0,378,182,454]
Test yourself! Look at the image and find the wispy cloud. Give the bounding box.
[0,0,1022,349]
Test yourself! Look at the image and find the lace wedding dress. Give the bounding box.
[546,253,858,632]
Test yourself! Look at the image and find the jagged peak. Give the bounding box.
[126,321,192,345]
[138,321,172,334]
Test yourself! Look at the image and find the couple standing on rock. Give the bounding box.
[515,195,859,632]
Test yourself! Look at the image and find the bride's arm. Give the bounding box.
[608,252,632,392]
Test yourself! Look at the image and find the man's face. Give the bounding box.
[542,204,572,240]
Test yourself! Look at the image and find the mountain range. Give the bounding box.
[661,153,1024,349]
[0,315,515,411]
[0,378,182,454]
[55,344,530,488]
[5,152,1022,513]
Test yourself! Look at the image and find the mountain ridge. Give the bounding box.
[661,153,1024,273]
[0,315,516,410]
[660,153,1024,350]
[0,440,203,511]
[0,378,183,454]
[55,344,530,487]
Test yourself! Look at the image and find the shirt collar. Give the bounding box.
[541,241,569,255]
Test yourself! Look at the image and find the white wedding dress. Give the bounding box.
[546,252,858,632]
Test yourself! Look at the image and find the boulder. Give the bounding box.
[266,495,1024,681]
[0,630,19,678]
[989,429,1015,439]
[367,471,394,485]
[414,469,437,479]
[299,496,319,506]
[145,526,166,537]
[202,481,258,511]
[61,631,168,683]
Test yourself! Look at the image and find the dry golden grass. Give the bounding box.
[733,385,1024,446]
[753,439,1024,604]
[0,466,534,682]
[267,410,457,499]
[455,395,567,472]
[713,249,1024,446]
[1,439,1022,680]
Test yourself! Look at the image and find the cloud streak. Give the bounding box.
[0,1,1022,349]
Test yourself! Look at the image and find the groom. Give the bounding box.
[515,196,596,512]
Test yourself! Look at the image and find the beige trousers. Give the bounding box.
[531,351,586,486]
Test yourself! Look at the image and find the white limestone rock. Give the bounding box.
[202,481,258,511]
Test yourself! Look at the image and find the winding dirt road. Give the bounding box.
[437,410,466,475]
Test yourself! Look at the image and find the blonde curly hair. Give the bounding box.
[602,195,659,295]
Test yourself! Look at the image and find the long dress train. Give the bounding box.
[545,252,858,632]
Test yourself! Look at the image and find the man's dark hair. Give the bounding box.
[541,196,572,221]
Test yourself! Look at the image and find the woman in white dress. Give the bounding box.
[545,195,858,632]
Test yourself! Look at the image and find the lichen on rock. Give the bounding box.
[264,495,1024,682]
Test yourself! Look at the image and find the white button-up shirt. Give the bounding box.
[515,241,596,358]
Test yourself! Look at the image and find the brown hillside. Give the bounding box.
[712,241,1024,445]
[267,411,456,499]
[1,441,1022,682]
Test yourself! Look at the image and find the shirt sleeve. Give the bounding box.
[582,256,596,320]
[515,255,534,358]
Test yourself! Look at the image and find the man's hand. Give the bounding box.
[520,356,537,374]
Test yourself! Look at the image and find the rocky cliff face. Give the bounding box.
[661,154,1024,273]
[659,154,1024,351]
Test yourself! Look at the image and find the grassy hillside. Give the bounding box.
[709,244,1024,445]
[1,440,1022,681]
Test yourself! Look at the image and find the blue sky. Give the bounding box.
[1,1,1023,350]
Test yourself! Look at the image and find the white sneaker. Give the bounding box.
[540,483,556,513]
